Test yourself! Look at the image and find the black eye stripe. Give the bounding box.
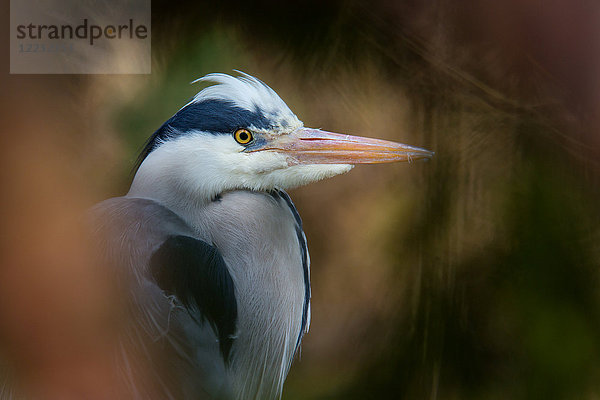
[134,100,274,173]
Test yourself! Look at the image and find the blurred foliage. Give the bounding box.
[336,116,600,400]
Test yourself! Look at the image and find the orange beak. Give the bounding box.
[254,127,433,165]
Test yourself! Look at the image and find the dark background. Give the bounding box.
[1,0,600,398]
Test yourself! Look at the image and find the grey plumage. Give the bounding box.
[90,197,232,399]
[91,190,308,399]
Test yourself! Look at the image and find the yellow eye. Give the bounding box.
[234,128,253,145]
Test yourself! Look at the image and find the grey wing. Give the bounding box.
[90,197,236,400]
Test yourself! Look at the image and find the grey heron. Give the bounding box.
[91,72,433,399]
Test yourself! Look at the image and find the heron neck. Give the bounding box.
[178,191,306,399]
[128,177,307,399]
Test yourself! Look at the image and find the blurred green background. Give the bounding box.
[2,0,600,399]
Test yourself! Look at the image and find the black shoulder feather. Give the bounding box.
[149,235,237,361]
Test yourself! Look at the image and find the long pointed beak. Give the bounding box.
[254,127,434,165]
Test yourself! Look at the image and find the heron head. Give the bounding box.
[129,72,433,202]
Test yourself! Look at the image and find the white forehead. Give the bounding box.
[190,72,302,132]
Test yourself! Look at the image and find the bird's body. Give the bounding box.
[93,189,307,399]
[90,73,432,399]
